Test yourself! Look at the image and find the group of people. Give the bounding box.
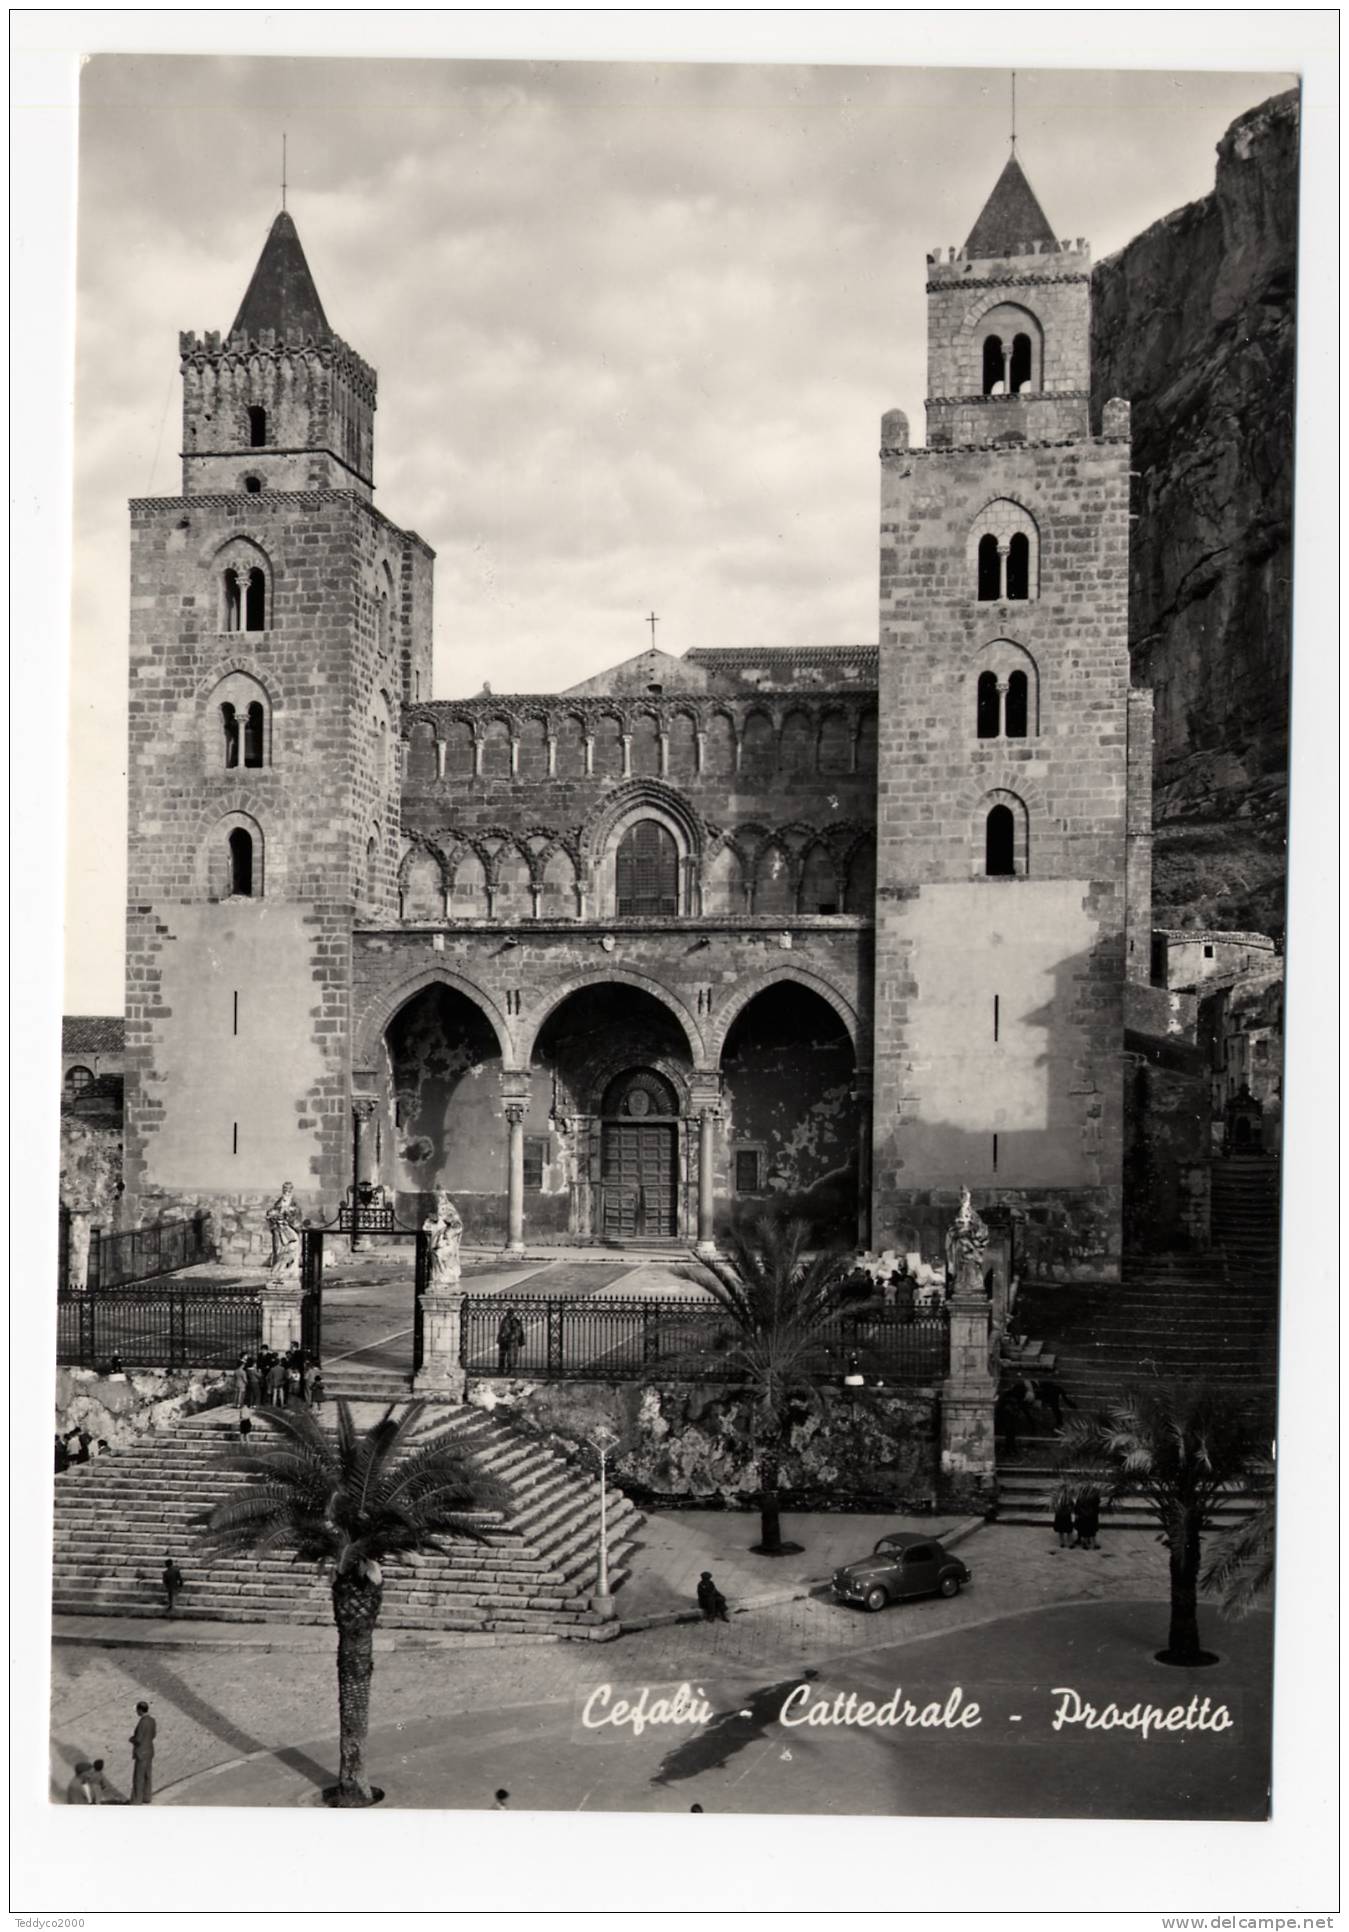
[233,1345,324,1423]
[1052,1488,1102,1551]
[66,1699,157,1806]
[54,1427,111,1472]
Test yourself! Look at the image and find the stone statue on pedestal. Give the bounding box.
[266,1181,302,1283]
[944,1186,989,1296]
[423,1190,464,1289]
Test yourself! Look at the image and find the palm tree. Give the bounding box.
[1057,1383,1264,1666]
[1200,1498,1276,1618]
[687,1213,859,1556]
[200,1398,508,1805]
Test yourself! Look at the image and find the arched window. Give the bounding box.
[65,1065,95,1096]
[798,845,838,915]
[1004,671,1029,739]
[982,334,1005,396]
[365,836,379,905]
[244,567,266,631]
[221,701,240,767]
[243,474,263,495]
[1006,531,1030,600]
[228,827,254,897]
[616,819,678,917]
[248,405,267,448]
[968,502,1039,603]
[243,701,265,767]
[1009,334,1033,394]
[976,671,1001,740]
[985,806,1016,878]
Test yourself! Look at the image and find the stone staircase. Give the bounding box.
[1211,1154,1282,1278]
[52,1404,644,1641]
[996,1239,1280,1528]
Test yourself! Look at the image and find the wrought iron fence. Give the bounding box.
[57,1285,261,1369]
[459,1295,949,1384]
[86,1215,212,1290]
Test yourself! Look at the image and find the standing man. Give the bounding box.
[161,1553,184,1617]
[129,1700,156,1805]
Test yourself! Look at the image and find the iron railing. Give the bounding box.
[57,1284,261,1369]
[459,1295,949,1384]
[85,1216,212,1290]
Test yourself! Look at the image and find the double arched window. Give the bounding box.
[975,667,1030,741]
[970,500,1039,603]
[223,565,266,633]
[977,303,1042,396]
[208,670,272,769]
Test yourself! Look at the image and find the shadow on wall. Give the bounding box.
[873,921,1124,1275]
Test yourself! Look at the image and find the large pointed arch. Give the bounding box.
[707,967,862,1064]
[517,967,707,1071]
[352,965,515,1075]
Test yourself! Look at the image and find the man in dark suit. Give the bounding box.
[129,1700,156,1805]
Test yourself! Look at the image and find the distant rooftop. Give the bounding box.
[63,1016,126,1054]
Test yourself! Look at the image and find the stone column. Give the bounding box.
[412,1288,467,1399]
[852,1080,873,1251]
[996,544,1009,602]
[505,1103,527,1254]
[435,738,447,779]
[65,1207,93,1293]
[658,732,669,778]
[351,1098,378,1251]
[620,733,632,778]
[694,729,706,775]
[695,1107,719,1255]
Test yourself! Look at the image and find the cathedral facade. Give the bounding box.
[123,157,1151,1278]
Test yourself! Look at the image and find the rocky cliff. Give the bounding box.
[1092,89,1298,938]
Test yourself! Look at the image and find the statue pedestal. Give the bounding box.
[65,1206,93,1293]
[261,1281,303,1354]
[412,1288,467,1401]
[940,1289,997,1509]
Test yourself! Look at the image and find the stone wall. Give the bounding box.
[1091,89,1298,937]
[123,486,432,1258]
[59,1114,124,1219]
[872,375,1133,1277]
[55,1364,230,1452]
[467,1377,941,1510]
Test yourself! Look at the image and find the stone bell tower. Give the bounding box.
[868,151,1150,1281]
[123,207,434,1259]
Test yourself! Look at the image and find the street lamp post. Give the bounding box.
[590,1424,620,1620]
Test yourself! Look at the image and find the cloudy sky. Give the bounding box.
[65,53,1288,1010]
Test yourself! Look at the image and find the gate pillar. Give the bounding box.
[412,1290,467,1399]
[261,1283,303,1355]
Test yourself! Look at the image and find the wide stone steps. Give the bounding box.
[995,1454,1274,1529]
[52,1407,644,1639]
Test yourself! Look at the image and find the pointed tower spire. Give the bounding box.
[230,210,330,340]
[963,154,1057,259]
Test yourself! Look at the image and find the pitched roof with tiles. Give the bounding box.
[63,1016,126,1054]
[963,154,1058,258]
[231,211,331,341]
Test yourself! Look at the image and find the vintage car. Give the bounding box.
[830,1531,971,1612]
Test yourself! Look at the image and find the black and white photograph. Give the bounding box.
[13,11,1338,1922]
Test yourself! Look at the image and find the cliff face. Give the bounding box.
[1092,89,1298,937]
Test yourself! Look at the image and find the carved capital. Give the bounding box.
[505,1102,528,1128]
[351,1097,379,1123]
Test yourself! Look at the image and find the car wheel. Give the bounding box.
[939,1574,961,1598]
[864,1585,889,1613]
